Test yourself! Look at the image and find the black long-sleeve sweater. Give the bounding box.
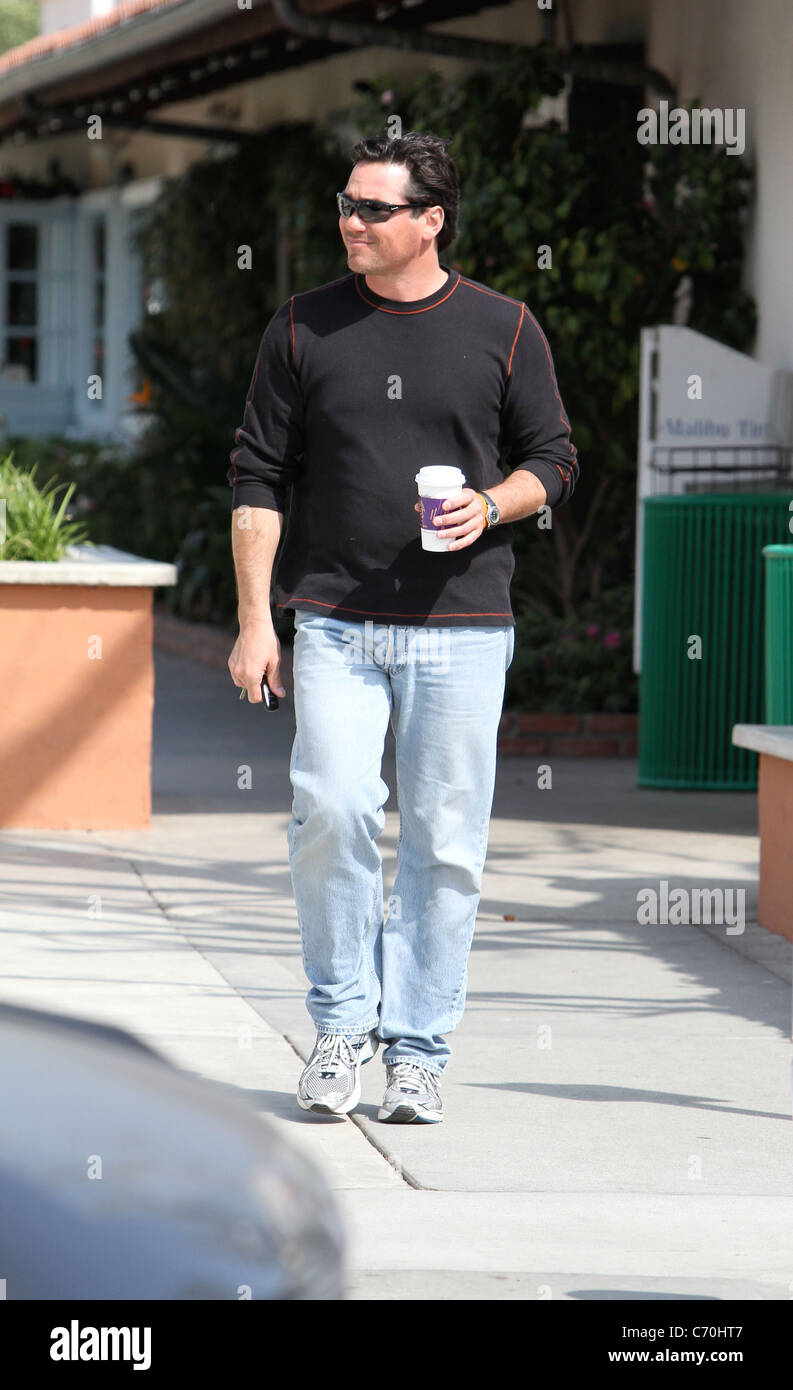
[227,263,578,627]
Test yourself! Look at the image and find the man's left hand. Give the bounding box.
[413,488,485,551]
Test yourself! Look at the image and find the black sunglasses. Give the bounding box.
[336,191,433,223]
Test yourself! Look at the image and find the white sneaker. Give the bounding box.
[297,1030,379,1115]
[378,1060,443,1123]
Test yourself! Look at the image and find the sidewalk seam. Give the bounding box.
[87,841,426,1187]
[283,1032,429,1191]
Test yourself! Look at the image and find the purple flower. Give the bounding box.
[381,89,394,104]
[604,631,621,648]
[586,623,600,638]
[558,632,574,643]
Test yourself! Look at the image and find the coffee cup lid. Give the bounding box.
[415,466,466,486]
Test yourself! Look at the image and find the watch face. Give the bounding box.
[489,504,500,524]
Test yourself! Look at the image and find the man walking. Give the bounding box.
[227,131,578,1124]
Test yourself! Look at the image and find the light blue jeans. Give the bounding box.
[287,612,515,1076]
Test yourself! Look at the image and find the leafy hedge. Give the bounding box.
[509,583,635,712]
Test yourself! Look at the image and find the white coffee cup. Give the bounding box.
[415,465,467,552]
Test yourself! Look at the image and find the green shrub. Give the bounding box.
[506,584,637,712]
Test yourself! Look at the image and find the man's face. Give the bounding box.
[340,161,443,275]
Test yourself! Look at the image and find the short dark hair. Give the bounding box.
[349,131,460,252]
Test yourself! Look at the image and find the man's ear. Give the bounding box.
[427,206,445,240]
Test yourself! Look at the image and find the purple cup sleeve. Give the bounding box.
[419,495,451,529]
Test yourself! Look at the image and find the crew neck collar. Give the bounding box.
[354,263,460,313]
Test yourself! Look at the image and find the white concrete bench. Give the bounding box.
[731,725,793,943]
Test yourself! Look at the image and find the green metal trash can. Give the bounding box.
[763,544,793,722]
[639,493,793,789]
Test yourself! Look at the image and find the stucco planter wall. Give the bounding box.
[0,545,176,829]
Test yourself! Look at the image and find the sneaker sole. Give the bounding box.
[377,1102,443,1124]
[296,1034,379,1115]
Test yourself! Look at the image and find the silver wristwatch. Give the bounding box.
[478,490,500,528]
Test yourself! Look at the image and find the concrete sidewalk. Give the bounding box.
[1,645,791,1300]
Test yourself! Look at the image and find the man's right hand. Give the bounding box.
[228,618,286,703]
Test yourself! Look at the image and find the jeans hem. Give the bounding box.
[383,1052,445,1078]
[312,1020,380,1036]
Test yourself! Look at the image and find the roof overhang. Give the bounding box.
[0,0,672,152]
[0,0,515,148]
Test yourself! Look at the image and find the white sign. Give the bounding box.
[633,326,793,671]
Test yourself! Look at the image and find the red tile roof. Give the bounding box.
[0,0,180,75]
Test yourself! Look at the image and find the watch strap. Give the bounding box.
[478,490,497,527]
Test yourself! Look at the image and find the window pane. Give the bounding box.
[7,280,37,327]
[6,335,37,381]
[7,224,38,271]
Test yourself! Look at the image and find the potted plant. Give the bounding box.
[0,451,176,828]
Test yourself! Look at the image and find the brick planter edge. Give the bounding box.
[498,711,638,758]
